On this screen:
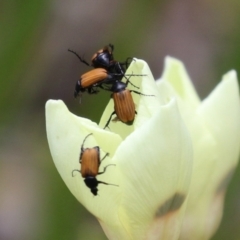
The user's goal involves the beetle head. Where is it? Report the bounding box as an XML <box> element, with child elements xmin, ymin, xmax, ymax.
<box><xmin>84</xmin><ymin>176</ymin><xmax>99</xmax><ymax>196</ymax></box>
<box><xmin>92</xmin><ymin>45</ymin><xmax>114</xmax><ymax>69</ymax></box>
<box><xmin>74</xmin><ymin>80</ymin><xmax>85</xmax><ymax>98</ymax></box>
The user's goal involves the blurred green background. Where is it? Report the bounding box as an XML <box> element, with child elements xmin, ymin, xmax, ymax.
<box><xmin>1</xmin><ymin>1</ymin><xmax>240</xmax><ymax>239</ymax></box>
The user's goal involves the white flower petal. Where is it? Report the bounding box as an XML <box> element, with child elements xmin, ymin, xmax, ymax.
<box><xmin>156</xmin><ymin>58</ymin><xmax>240</xmax><ymax>239</ymax></box>
<box><xmin>178</xmin><ymin>71</ymin><xmax>240</xmax><ymax>239</ymax></box>
<box><xmin>113</xmin><ymin>99</ymin><xmax>193</xmax><ymax>240</ymax></box>
<box><xmin>46</xmin><ymin>100</ymin><xmax>130</xmax><ymax>238</ymax></box>
<box><xmin>158</xmin><ymin>56</ymin><xmax>200</xmax><ymax>109</ymax></box>
<box><xmin>198</xmin><ymin>70</ymin><xmax>240</xmax><ymax>170</ymax></box>
<box><xmin>195</xmin><ymin>71</ymin><xmax>240</xmax><ymax>239</ymax></box>
<box><xmin>128</xmin><ymin>59</ymin><xmax>164</xmax><ymax>129</ymax></box>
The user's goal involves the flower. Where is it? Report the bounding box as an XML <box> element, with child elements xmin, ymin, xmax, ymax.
<box><xmin>46</xmin><ymin>59</ymin><xmax>193</xmax><ymax>240</ymax></box>
<box><xmin>156</xmin><ymin>57</ymin><xmax>240</xmax><ymax>240</ymax></box>
<box><xmin>46</xmin><ymin>57</ymin><xmax>240</xmax><ymax>240</ymax></box>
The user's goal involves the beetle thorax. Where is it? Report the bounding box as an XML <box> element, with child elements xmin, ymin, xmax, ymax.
<box><xmin>84</xmin><ymin>176</ymin><xmax>98</xmax><ymax>188</ymax></box>
<box><xmin>111</xmin><ymin>81</ymin><xmax>127</xmax><ymax>93</ymax></box>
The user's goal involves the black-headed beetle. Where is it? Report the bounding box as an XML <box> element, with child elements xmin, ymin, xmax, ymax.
<box><xmin>91</xmin><ymin>44</ymin><xmax>114</xmax><ymax>69</ymax></box>
<box><xmin>74</xmin><ymin>68</ymin><xmax>144</xmax><ymax>99</ymax></box>
<box><xmin>104</xmin><ymin>81</ymin><xmax>154</xmax><ymax>129</ymax></box>
<box><xmin>74</xmin><ymin>68</ymin><xmax>119</xmax><ymax>98</ymax></box>
<box><xmin>69</xmin><ymin>46</ymin><xmax>144</xmax><ymax>101</ymax></box>
<box><xmin>91</xmin><ymin>44</ymin><xmax>133</xmax><ymax>75</ymax></box>
<box><xmin>72</xmin><ymin>133</ymin><xmax>118</xmax><ymax>196</ymax></box>
<box><xmin>68</xmin><ymin>44</ymin><xmax>133</xmax><ymax>75</ymax></box>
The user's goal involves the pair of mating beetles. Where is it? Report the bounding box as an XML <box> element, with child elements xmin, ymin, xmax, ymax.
<box><xmin>68</xmin><ymin>44</ymin><xmax>152</xmax><ymax>129</ymax></box>
<box><xmin>70</xmin><ymin>44</ymin><xmax>152</xmax><ymax>195</ymax></box>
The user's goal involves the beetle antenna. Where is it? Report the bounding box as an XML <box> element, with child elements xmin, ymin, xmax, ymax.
<box><xmin>128</xmin><ymin>81</ymin><xmax>139</xmax><ymax>89</ymax></box>
<box><xmin>123</xmin><ymin>73</ymin><xmax>147</xmax><ymax>89</ymax></box>
<box><xmin>97</xmin><ymin>180</ymin><xmax>119</xmax><ymax>187</ymax></box>
<box><xmin>130</xmin><ymin>90</ymin><xmax>155</xmax><ymax>97</ymax></box>
<box><xmin>68</xmin><ymin>49</ymin><xmax>90</xmax><ymax>66</ymax></box>
<box><xmin>125</xmin><ymin>74</ymin><xmax>147</xmax><ymax>76</ymax></box>
<box><xmin>78</xmin><ymin>94</ymin><xmax>82</xmax><ymax>104</ymax></box>
<box><xmin>81</xmin><ymin>133</ymin><xmax>93</xmax><ymax>151</ymax></box>
<box><xmin>74</xmin><ymin>91</ymin><xmax>82</xmax><ymax>104</ymax></box>
<box><xmin>124</xmin><ymin>72</ymin><xmax>141</xmax><ymax>89</ymax></box>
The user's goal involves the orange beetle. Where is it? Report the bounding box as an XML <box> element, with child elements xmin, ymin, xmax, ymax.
<box><xmin>104</xmin><ymin>81</ymin><xmax>154</xmax><ymax>129</ymax></box>
<box><xmin>74</xmin><ymin>68</ymin><xmax>119</xmax><ymax>98</ymax></box>
<box><xmin>72</xmin><ymin>133</ymin><xmax>118</xmax><ymax>196</ymax></box>
<box><xmin>68</xmin><ymin>44</ymin><xmax>132</xmax><ymax>73</ymax></box>
<box><xmin>91</xmin><ymin>44</ymin><xmax>133</xmax><ymax>74</ymax></box>
<box><xmin>91</xmin><ymin>44</ymin><xmax>114</xmax><ymax>69</ymax></box>
<box><xmin>68</xmin><ymin>47</ymin><xmax>137</xmax><ymax>100</ymax></box>
<box><xmin>74</xmin><ymin>68</ymin><xmax>144</xmax><ymax>99</ymax></box>
<box><xmin>112</xmin><ymin>89</ymin><xmax>135</xmax><ymax>124</ymax></box>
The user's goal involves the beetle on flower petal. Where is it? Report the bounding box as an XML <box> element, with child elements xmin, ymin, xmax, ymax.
<box><xmin>72</xmin><ymin>133</ymin><xmax>118</xmax><ymax>196</ymax></box>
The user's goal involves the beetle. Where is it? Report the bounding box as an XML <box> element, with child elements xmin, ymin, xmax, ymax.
<box><xmin>69</xmin><ymin>45</ymin><xmax>144</xmax><ymax>100</ymax></box>
<box><xmin>91</xmin><ymin>44</ymin><xmax>133</xmax><ymax>74</ymax></box>
<box><xmin>72</xmin><ymin>133</ymin><xmax>118</xmax><ymax>196</ymax></box>
<box><xmin>74</xmin><ymin>68</ymin><xmax>144</xmax><ymax>99</ymax></box>
<box><xmin>91</xmin><ymin>44</ymin><xmax>114</xmax><ymax>69</ymax></box>
<box><xmin>74</xmin><ymin>68</ymin><xmax>114</xmax><ymax>98</ymax></box>
<box><xmin>68</xmin><ymin>44</ymin><xmax>133</xmax><ymax>74</ymax></box>
<box><xmin>104</xmin><ymin>81</ymin><xmax>154</xmax><ymax>129</ymax></box>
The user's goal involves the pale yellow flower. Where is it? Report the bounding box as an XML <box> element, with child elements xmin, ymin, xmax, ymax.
<box><xmin>157</xmin><ymin>57</ymin><xmax>240</xmax><ymax>240</ymax></box>
<box><xmin>46</xmin><ymin>59</ymin><xmax>193</xmax><ymax>240</ymax></box>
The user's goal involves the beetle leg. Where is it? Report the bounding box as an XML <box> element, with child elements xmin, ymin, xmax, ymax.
<box><xmin>98</xmin><ymin>164</ymin><xmax>116</xmax><ymax>175</ymax></box>
<box><xmin>126</xmin><ymin>57</ymin><xmax>135</xmax><ymax>65</ymax></box>
<box><xmin>112</xmin><ymin>62</ymin><xmax>126</xmax><ymax>76</ymax></box>
<box><xmin>112</xmin><ymin>116</ymin><xmax>120</xmax><ymax>122</ymax></box>
<box><xmin>88</xmin><ymin>87</ymin><xmax>99</xmax><ymax>94</ymax></box>
<box><xmin>99</xmin><ymin>84</ymin><xmax>112</xmax><ymax>91</ymax></box>
<box><xmin>120</xmin><ymin>57</ymin><xmax>134</xmax><ymax>69</ymax></box>
<box><xmin>104</xmin><ymin>111</ymin><xmax>116</xmax><ymax>129</ymax></box>
<box><xmin>130</xmin><ymin>90</ymin><xmax>155</xmax><ymax>97</ymax></box>
<box><xmin>72</xmin><ymin>169</ymin><xmax>81</xmax><ymax>177</ymax></box>
<box><xmin>68</xmin><ymin>49</ymin><xmax>90</xmax><ymax>66</ymax></box>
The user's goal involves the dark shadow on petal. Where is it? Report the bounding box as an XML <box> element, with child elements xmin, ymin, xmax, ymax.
<box><xmin>155</xmin><ymin>192</ymin><xmax>186</xmax><ymax>218</ymax></box>
<box><xmin>216</xmin><ymin>168</ymin><xmax>235</xmax><ymax>194</ymax></box>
